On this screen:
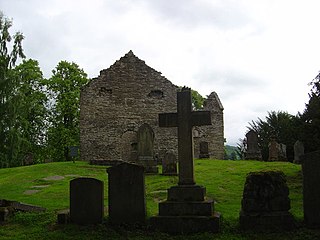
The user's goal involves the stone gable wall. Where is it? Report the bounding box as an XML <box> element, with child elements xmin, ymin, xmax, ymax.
<box><xmin>80</xmin><ymin>51</ymin><xmax>224</xmax><ymax>162</ymax></box>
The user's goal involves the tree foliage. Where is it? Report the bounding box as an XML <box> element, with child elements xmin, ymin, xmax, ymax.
<box><xmin>300</xmin><ymin>72</ymin><xmax>320</xmax><ymax>152</ymax></box>
<box><xmin>247</xmin><ymin>111</ymin><xmax>301</xmax><ymax>161</ymax></box>
<box><xmin>0</xmin><ymin>12</ymin><xmax>28</xmax><ymax>167</ymax></box>
<box><xmin>45</xmin><ymin>61</ymin><xmax>88</xmax><ymax>162</ymax></box>
<box><xmin>191</xmin><ymin>89</ymin><xmax>205</xmax><ymax>110</ymax></box>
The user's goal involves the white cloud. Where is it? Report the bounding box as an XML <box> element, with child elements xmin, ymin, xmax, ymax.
<box><xmin>2</xmin><ymin>0</ymin><xmax>319</xmax><ymax>146</ymax></box>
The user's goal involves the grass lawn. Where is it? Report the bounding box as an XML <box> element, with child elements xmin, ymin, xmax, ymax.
<box><xmin>0</xmin><ymin>159</ymin><xmax>319</xmax><ymax>239</ymax></box>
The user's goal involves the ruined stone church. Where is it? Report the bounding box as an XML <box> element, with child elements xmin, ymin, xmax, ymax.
<box><xmin>80</xmin><ymin>51</ymin><xmax>224</xmax><ymax>163</ymax></box>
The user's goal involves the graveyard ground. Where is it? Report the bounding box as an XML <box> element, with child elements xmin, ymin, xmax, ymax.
<box><xmin>0</xmin><ymin>160</ymin><xmax>320</xmax><ymax>239</ymax></box>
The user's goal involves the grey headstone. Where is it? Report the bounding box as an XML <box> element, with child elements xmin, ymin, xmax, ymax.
<box><xmin>278</xmin><ymin>143</ymin><xmax>287</xmax><ymax>161</ymax></box>
<box><xmin>245</xmin><ymin>130</ymin><xmax>262</xmax><ymax>160</ymax></box>
<box><xmin>301</xmin><ymin>150</ymin><xmax>320</xmax><ymax>228</ymax></box>
<box><xmin>137</xmin><ymin>123</ymin><xmax>154</xmax><ymax>160</ymax></box>
<box><xmin>268</xmin><ymin>138</ymin><xmax>279</xmax><ymax>161</ymax></box>
<box><xmin>70</xmin><ymin>177</ymin><xmax>104</xmax><ymax>225</ymax></box>
<box><xmin>162</xmin><ymin>152</ymin><xmax>177</xmax><ymax>175</ymax></box>
<box><xmin>107</xmin><ymin>162</ymin><xmax>146</xmax><ymax>225</ymax></box>
<box><xmin>294</xmin><ymin>140</ymin><xmax>304</xmax><ymax>164</ymax></box>
<box><xmin>136</xmin><ymin>123</ymin><xmax>158</xmax><ymax>173</ymax></box>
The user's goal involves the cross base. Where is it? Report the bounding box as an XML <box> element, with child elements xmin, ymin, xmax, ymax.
<box><xmin>150</xmin><ymin>185</ymin><xmax>221</xmax><ymax>234</ymax></box>
<box><xmin>150</xmin><ymin>214</ymin><xmax>221</xmax><ymax>234</ymax></box>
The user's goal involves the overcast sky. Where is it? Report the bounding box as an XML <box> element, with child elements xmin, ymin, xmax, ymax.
<box><xmin>2</xmin><ymin>0</ymin><xmax>319</xmax><ymax>146</ymax></box>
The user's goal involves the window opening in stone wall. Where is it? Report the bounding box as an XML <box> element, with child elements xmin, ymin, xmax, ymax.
<box><xmin>148</xmin><ymin>90</ymin><xmax>164</xmax><ymax>99</ymax></box>
<box><xmin>131</xmin><ymin>143</ymin><xmax>137</xmax><ymax>151</ymax></box>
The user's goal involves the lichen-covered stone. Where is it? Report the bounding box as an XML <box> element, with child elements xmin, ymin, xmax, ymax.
<box><xmin>240</xmin><ymin>171</ymin><xmax>295</xmax><ymax>231</ymax></box>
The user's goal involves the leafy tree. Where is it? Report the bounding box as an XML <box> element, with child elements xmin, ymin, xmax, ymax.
<box><xmin>300</xmin><ymin>72</ymin><xmax>320</xmax><ymax>152</ymax></box>
<box><xmin>46</xmin><ymin>61</ymin><xmax>88</xmax><ymax>162</ymax></box>
<box><xmin>11</xmin><ymin>59</ymin><xmax>47</xmax><ymax>164</ymax></box>
<box><xmin>0</xmin><ymin>12</ymin><xmax>26</xmax><ymax>167</ymax></box>
<box><xmin>178</xmin><ymin>87</ymin><xmax>205</xmax><ymax>110</ymax></box>
<box><xmin>247</xmin><ymin>111</ymin><xmax>301</xmax><ymax>161</ymax></box>
<box><xmin>191</xmin><ymin>89</ymin><xmax>205</xmax><ymax>110</ymax></box>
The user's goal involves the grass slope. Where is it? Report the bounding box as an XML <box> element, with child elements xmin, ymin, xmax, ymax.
<box><xmin>0</xmin><ymin>159</ymin><xmax>318</xmax><ymax>240</ymax></box>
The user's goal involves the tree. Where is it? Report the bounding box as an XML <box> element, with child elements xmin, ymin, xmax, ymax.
<box><xmin>0</xmin><ymin>12</ymin><xmax>26</xmax><ymax>167</ymax></box>
<box><xmin>11</xmin><ymin>59</ymin><xmax>47</xmax><ymax>164</ymax></box>
<box><xmin>46</xmin><ymin>61</ymin><xmax>88</xmax><ymax>162</ymax></box>
<box><xmin>300</xmin><ymin>72</ymin><xmax>320</xmax><ymax>152</ymax></box>
<box><xmin>191</xmin><ymin>89</ymin><xmax>205</xmax><ymax>110</ymax></box>
<box><xmin>247</xmin><ymin>111</ymin><xmax>301</xmax><ymax>161</ymax></box>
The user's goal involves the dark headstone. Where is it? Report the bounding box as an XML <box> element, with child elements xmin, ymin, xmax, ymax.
<box><xmin>301</xmin><ymin>150</ymin><xmax>320</xmax><ymax>228</ymax></box>
<box><xmin>199</xmin><ymin>142</ymin><xmax>209</xmax><ymax>159</ymax></box>
<box><xmin>268</xmin><ymin>138</ymin><xmax>279</xmax><ymax>161</ymax></box>
<box><xmin>137</xmin><ymin>123</ymin><xmax>158</xmax><ymax>173</ymax></box>
<box><xmin>70</xmin><ymin>177</ymin><xmax>104</xmax><ymax>225</ymax></box>
<box><xmin>107</xmin><ymin>162</ymin><xmax>146</xmax><ymax>225</ymax></box>
<box><xmin>239</xmin><ymin>171</ymin><xmax>295</xmax><ymax>231</ymax></box>
<box><xmin>294</xmin><ymin>140</ymin><xmax>304</xmax><ymax>164</ymax></box>
<box><xmin>162</xmin><ymin>152</ymin><xmax>177</xmax><ymax>175</ymax></box>
<box><xmin>245</xmin><ymin>130</ymin><xmax>262</xmax><ymax>160</ymax></box>
<box><xmin>278</xmin><ymin>143</ymin><xmax>287</xmax><ymax>161</ymax></box>
<box><xmin>151</xmin><ymin>88</ymin><xmax>220</xmax><ymax>234</ymax></box>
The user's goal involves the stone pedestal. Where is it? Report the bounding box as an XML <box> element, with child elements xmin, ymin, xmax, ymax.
<box><xmin>150</xmin><ymin>185</ymin><xmax>221</xmax><ymax>234</ymax></box>
<box><xmin>240</xmin><ymin>211</ymin><xmax>295</xmax><ymax>231</ymax></box>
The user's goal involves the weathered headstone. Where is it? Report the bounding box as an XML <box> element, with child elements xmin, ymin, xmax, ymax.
<box><xmin>301</xmin><ymin>150</ymin><xmax>320</xmax><ymax>228</ymax></box>
<box><xmin>162</xmin><ymin>152</ymin><xmax>177</xmax><ymax>175</ymax></box>
<box><xmin>278</xmin><ymin>143</ymin><xmax>287</xmax><ymax>161</ymax></box>
<box><xmin>137</xmin><ymin>123</ymin><xmax>158</xmax><ymax>173</ymax></box>
<box><xmin>70</xmin><ymin>177</ymin><xmax>104</xmax><ymax>225</ymax></box>
<box><xmin>268</xmin><ymin>137</ymin><xmax>279</xmax><ymax>161</ymax></box>
<box><xmin>239</xmin><ymin>171</ymin><xmax>295</xmax><ymax>231</ymax></box>
<box><xmin>294</xmin><ymin>140</ymin><xmax>304</xmax><ymax>164</ymax></box>
<box><xmin>199</xmin><ymin>141</ymin><xmax>210</xmax><ymax>159</ymax></box>
<box><xmin>150</xmin><ymin>88</ymin><xmax>220</xmax><ymax>234</ymax></box>
<box><xmin>245</xmin><ymin>130</ymin><xmax>262</xmax><ymax>160</ymax></box>
<box><xmin>107</xmin><ymin>162</ymin><xmax>146</xmax><ymax>225</ymax></box>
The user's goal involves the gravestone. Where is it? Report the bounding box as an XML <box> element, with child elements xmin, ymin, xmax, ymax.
<box><xmin>278</xmin><ymin>143</ymin><xmax>287</xmax><ymax>161</ymax></box>
<box><xmin>162</xmin><ymin>152</ymin><xmax>177</xmax><ymax>175</ymax></box>
<box><xmin>268</xmin><ymin>137</ymin><xmax>279</xmax><ymax>161</ymax></box>
<box><xmin>245</xmin><ymin>130</ymin><xmax>262</xmax><ymax>160</ymax></box>
<box><xmin>199</xmin><ymin>141</ymin><xmax>210</xmax><ymax>158</ymax></box>
<box><xmin>239</xmin><ymin>171</ymin><xmax>295</xmax><ymax>231</ymax></box>
<box><xmin>107</xmin><ymin>162</ymin><xmax>146</xmax><ymax>225</ymax></box>
<box><xmin>294</xmin><ymin>140</ymin><xmax>304</xmax><ymax>164</ymax></box>
<box><xmin>301</xmin><ymin>150</ymin><xmax>320</xmax><ymax>228</ymax></box>
<box><xmin>70</xmin><ymin>177</ymin><xmax>104</xmax><ymax>225</ymax></box>
<box><xmin>150</xmin><ymin>87</ymin><xmax>220</xmax><ymax>234</ymax></box>
<box><xmin>137</xmin><ymin>123</ymin><xmax>158</xmax><ymax>174</ymax></box>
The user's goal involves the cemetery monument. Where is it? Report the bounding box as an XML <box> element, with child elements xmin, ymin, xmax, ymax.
<box><xmin>150</xmin><ymin>88</ymin><xmax>221</xmax><ymax>234</ymax></box>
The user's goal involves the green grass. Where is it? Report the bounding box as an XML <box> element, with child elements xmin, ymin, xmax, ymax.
<box><xmin>0</xmin><ymin>159</ymin><xmax>319</xmax><ymax>239</ymax></box>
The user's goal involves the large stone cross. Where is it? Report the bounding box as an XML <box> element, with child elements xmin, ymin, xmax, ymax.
<box><xmin>159</xmin><ymin>88</ymin><xmax>211</xmax><ymax>185</ymax></box>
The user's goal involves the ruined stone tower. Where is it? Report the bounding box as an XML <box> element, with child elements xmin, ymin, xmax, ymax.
<box><xmin>80</xmin><ymin>51</ymin><xmax>224</xmax><ymax>163</ymax></box>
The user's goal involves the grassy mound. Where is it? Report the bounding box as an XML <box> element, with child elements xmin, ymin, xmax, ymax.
<box><xmin>0</xmin><ymin>159</ymin><xmax>316</xmax><ymax>240</ymax></box>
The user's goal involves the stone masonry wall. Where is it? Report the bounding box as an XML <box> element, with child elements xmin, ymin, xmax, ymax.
<box><xmin>193</xmin><ymin>92</ymin><xmax>224</xmax><ymax>159</ymax></box>
<box><xmin>80</xmin><ymin>51</ymin><xmax>224</xmax><ymax>162</ymax></box>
